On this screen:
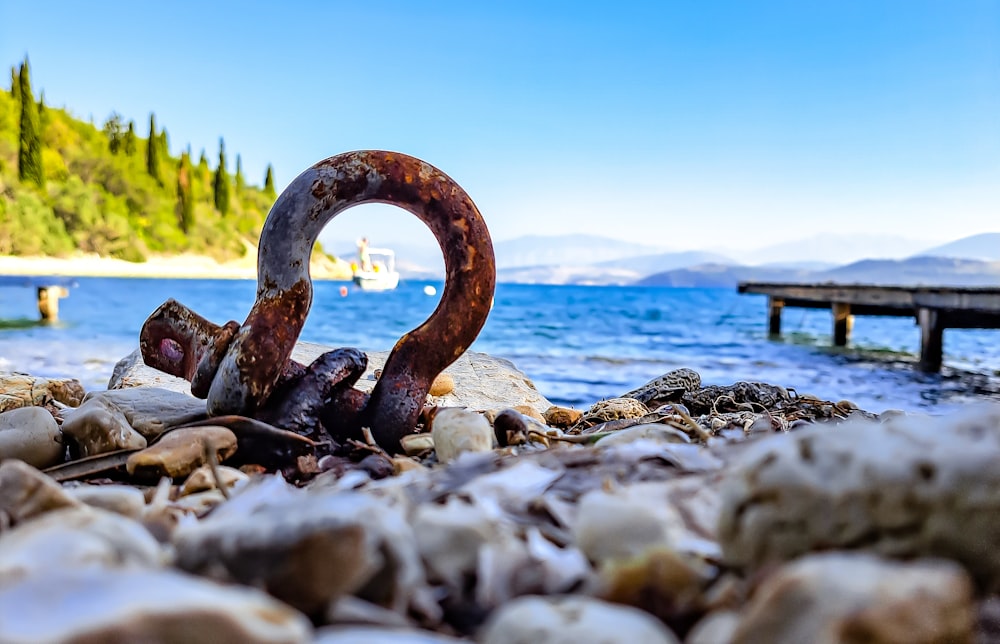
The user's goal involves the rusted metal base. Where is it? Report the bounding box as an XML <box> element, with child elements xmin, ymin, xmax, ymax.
<box><xmin>140</xmin><ymin>150</ymin><xmax>496</xmax><ymax>452</ymax></box>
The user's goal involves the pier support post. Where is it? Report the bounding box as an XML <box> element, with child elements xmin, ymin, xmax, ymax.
<box><xmin>918</xmin><ymin>307</ymin><xmax>943</xmax><ymax>372</ymax></box>
<box><xmin>768</xmin><ymin>297</ymin><xmax>784</xmax><ymax>336</ymax></box>
<box><xmin>832</xmin><ymin>302</ymin><xmax>853</xmax><ymax>346</ymax></box>
<box><xmin>37</xmin><ymin>286</ymin><xmax>68</xmax><ymax>323</ymax></box>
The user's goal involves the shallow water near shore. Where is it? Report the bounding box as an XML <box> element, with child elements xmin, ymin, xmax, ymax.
<box><xmin>0</xmin><ymin>277</ymin><xmax>998</xmax><ymax>413</ymax></box>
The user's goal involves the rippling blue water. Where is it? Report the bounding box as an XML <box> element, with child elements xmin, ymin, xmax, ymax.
<box><xmin>1</xmin><ymin>277</ymin><xmax>998</xmax><ymax>413</ymax></box>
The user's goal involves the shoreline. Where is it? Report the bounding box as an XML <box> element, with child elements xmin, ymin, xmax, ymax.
<box><xmin>0</xmin><ymin>251</ymin><xmax>353</xmax><ymax>281</ymax></box>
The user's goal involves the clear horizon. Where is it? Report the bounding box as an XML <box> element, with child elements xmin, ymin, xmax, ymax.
<box><xmin>2</xmin><ymin>1</ymin><xmax>997</xmax><ymax>258</ymax></box>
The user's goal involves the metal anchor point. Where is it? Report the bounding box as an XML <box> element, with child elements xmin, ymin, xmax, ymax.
<box><xmin>140</xmin><ymin>150</ymin><xmax>496</xmax><ymax>452</ymax></box>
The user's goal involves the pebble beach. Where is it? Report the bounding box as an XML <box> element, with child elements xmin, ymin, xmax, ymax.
<box><xmin>1</xmin><ymin>326</ymin><xmax>1000</xmax><ymax>642</ymax></box>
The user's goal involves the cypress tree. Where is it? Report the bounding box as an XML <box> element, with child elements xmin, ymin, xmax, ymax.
<box><xmin>146</xmin><ymin>113</ymin><xmax>161</xmax><ymax>184</ymax></box>
<box><xmin>176</xmin><ymin>152</ymin><xmax>195</xmax><ymax>233</ymax></box>
<box><xmin>9</xmin><ymin>66</ymin><xmax>19</xmax><ymax>103</ymax></box>
<box><xmin>103</xmin><ymin>112</ymin><xmax>124</xmax><ymax>154</ymax></box>
<box><xmin>17</xmin><ymin>58</ymin><xmax>44</xmax><ymax>187</ymax></box>
<box><xmin>197</xmin><ymin>151</ymin><xmax>210</xmax><ymax>196</ymax></box>
<box><xmin>235</xmin><ymin>154</ymin><xmax>244</xmax><ymax>196</ymax></box>
<box><xmin>159</xmin><ymin>129</ymin><xmax>169</xmax><ymax>158</ymax></box>
<box><xmin>264</xmin><ymin>164</ymin><xmax>276</xmax><ymax>198</ymax></box>
<box><xmin>213</xmin><ymin>138</ymin><xmax>230</xmax><ymax>216</ymax></box>
<box><xmin>37</xmin><ymin>92</ymin><xmax>48</xmax><ymax>131</ymax></box>
<box><xmin>123</xmin><ymin>120</ymin><xmax>137</xmax><ymax>156</ymax></box>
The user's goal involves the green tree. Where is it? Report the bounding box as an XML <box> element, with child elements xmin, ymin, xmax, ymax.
<box><xmin>264</xmin><ymin>164</ymin><xmax>276</xmax><ymax>198</ymax></box>
<box><xmin>17</xmin><ymin>57</ymin><xmax>44</xmax><ymax>187</ymax></box>
<box><xmin>194</xmin><ymin>150</ymin><xmax>210</xmax><ymax>199</ymax></box>
<box><xmin>235</xmin><ymin>154</ymin><xmax>244</xmax><ymax>195</ymax></box>
<box><xmin>103</xmin><ymin>112</ymin><xmax>125</xmax><ymax>154</ymax></box>
<box><xmin>123</xmin><ymin>120</ymin><xmax>137</xmax><ymax>156</ymax></box>
<box><xmin>146</xmin><ymin>113</ymin><xmax>161</xmax><ymax>184</ymax></box>
<box><xmin>37</xmin><ymin>92</ymin><xmax>49</xmax><ymax>130</ymax></box>
<box><xmin>176</xmin><ymin>151</ymin><xmax>195</xmax><ymax>233</ymax></box>
<box><xmin>213</xmin><ymin>138</ymin><xmax>229</xmax><ymax>215</ymax></box>
<box><xmin>9</xmin><ymin>66</ymin><xmax>19</xmax><ymax>103</ymax></box>
<box><xmin>158</xmin><ymin>128</ymin><xmax>169</xmax><ymax>158</ymax></box>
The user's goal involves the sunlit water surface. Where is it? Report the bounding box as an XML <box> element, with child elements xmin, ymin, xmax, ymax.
<box><xmin>1</xmin><ymin>278</ymin><xmax>998</xmax><ymax>413</ymax></box>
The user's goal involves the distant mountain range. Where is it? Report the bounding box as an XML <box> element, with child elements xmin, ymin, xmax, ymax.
<box><xmin>915</xmin><ymin>233</ymin><xmax>1000</xmax><ymax>262</ymax></box>
<box><xmin>722</xmin><ymin>233</ymin><xmax>936</xmax><ymax>266</ymax></box>
<box><xmin>329</xmin><ymin>232</ymin><xmax>1000</xmax><ymax>287</ymax></box>
<box><xmin>638</xmin><ymin>256</ymin><xmax>1000</xmax><ymax>288</ymax></box>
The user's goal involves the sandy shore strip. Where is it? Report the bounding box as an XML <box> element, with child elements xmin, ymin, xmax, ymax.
<box><xmin>0</xmin><ymin>251</ymin><xmax>353</xmax><ymax>281</ymax></box>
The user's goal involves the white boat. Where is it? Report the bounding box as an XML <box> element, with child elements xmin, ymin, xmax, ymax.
<box><xmin>352</xmin><ymin>246</ymin><xmax>400</xmax><ymax>291</ymax></box>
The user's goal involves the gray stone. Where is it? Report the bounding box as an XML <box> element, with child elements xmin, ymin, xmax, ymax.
<box><xmin>430</xmin><ymin>408</ymin><xmax>494</xmax><ymax>464</ymax></box>
<box><xmin>60</xmin><ymin>387</ymin><xmax>210</xmax><ymax>457</ymax></box>
<box><xmin>180</xmin><ymin>464</ymin><xmax>249</xmax><ymax>496</ymax></box>
<box><xmin>478</xmin><ymin>595</ymin><xmax>680</xmax><ymax>644</ymax></box>
<box><xmin>412</xmin><ymin>496</ymin><xmax>507</xmax><ymax>589</ymax></box>
<box><xmin>686</xmin><ymin>610</ymin><xmax>741</xmax><ymax>644</ymax></box>
<box><xmin>110</xmin><ymin>341</ymin><xmax>553</xmax><ymax>414</ymax></box>
<box><xmin>0</xmin><ymin>459</ymin><xmax>81</xmax><ymax>525</ymax></box>
<box><xmin>314</xmin><ymin>626</ymin><xmax>463</xmax><ymax>643</ymax></box>
<box><xmin>65</xmin><ymin>484</ymin><xmax>147</xmax><ymax>519</ymax></box>
<box><xmin>731</xmin><ymin>553</ymin><xmax>975</xmax><ymax>644</ymax></box>
<box><xmin>594</xmin><ymin>422</ymin><xmax>691</xmax><ymax>447</ymax></box>
<box><xmin>60</xmin><ymin>396</ymin><xmax>147</xmax><ymax>457</ymax></box>
<box><xmin>574</xmin><ymin>477</ymin><xmax>722</xmax><ymax>564</ymax></box>
<box><xmin>0</xmin><ymin>568</ymin><xmax>312</xmax><ymax>644</ymax></box>
<box><xmin>75</xmin><ymin>387</ymin><xmax>208</xmax><ymax>438</ymax></box>
<box><xmin>716</xmin><ymin>404</ymin><xmax>1000</xmax><ymax>588</ymax></box>
<box><xmin>0</xmin><ymin>406</ymin><xmax>64</xmax><ymax>468</ymax></box>
<box><xmin>126</xmin><ymin>425</ymin><xmax>237</xmax><ymax>479</ymax></box>
<box><xmin>173</xmin><ymin>477</ymin><xmax>436</xmax><ymax>619</ymax></box>
<box><xmin>0</xmin><ymin>507</ymin><xmax>162</xmax><ymax>582</ymax></box>
<box><xmin>0</xmin><ymin>372</ymin><xmax>85</xmax><ymax>413</ymax></box>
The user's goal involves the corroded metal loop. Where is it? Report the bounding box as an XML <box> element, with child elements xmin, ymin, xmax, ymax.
<box><xmin>207</xmin><ymin>150</ymin><xmax>496</xmax><ymax>449</ymax></box>
<box><xmin>139</xmin><ymin>299</ymin><xmax>241</xmax><ymax>391</ymax></box>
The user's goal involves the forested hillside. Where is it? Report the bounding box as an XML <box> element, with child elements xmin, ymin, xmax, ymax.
<box><xmin>0</xmin><ymin>56</ymin><xmax>282</xmax><ymax>262</ymax></box>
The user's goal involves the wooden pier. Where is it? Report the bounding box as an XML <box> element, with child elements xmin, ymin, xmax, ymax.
<box><xmin>0</xmin><ymin>276</ymin><xmax>75</xmax><ymax>322</ymax></box>
<box><xmin>737</xmin><ymin>282</ymin><xmax>1000</xmax><ymax>372</ymax></box>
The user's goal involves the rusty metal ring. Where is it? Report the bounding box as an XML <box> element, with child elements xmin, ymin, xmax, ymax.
<box><xmin>208</xmin><ymin>150</ymin><xmax>496</xmax><ymax>448</ymax></box>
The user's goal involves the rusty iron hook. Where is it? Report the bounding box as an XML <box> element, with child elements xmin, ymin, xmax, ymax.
<box><xmin>141</xmin><ymin>150</ymin><xmax>495</xmax><ymax>451</ymax></box>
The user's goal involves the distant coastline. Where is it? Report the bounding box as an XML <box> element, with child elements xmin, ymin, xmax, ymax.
<box><xmin>0</xmin><ymin>251</ymin><xmax>353</xmax><ymax>281</ymax></box>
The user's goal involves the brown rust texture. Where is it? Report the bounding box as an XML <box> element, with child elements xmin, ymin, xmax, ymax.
<box><xmin>232</xmin><ymin>278</ymin><xmax>313</xmax><ymax>410</ymax></box>
<box><xmin>190</xmin><ymin>320</ymin><xmax>241</xmax><ymax>399</ymax></box>
<box><xmin>140</xmin><ymin>299</ymin><xmax>227</xmax><ymax>382</ymax></box>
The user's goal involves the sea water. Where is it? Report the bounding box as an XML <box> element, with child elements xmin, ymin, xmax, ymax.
<box><xmin>1</xmin><ymin>277</ymin><xmax>998</xmax><ymax>413</ymax></box>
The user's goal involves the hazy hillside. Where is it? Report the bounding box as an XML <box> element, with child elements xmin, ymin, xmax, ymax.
<box><xmin>729</xmin><ymin>233</ymin><xmax>935</xmax><ymax>266</ymax></box>
<box><xmin>593</xmin><ymin>250</ymin><xmax>735</xmax><ymax>273</ymax></box>
<box><xmin>492</xmin><ymin>234</ymin><xmax>668</xmax><ymax>269</ymax></box>
<box><xmin>496</xmin><ymin>264</ymin><xmax>642</xmax><ymax>286</ymax></box>
<box><xmin>915</xmin><ymin>233</ymin><xmax>1000</xmax><ymax>262</ymax></box>
<box><xmin>636</xmin><ymin>263</ymin><xmax>814</xmax><ymax>288</ymax></box>
<box><xmin>637</xmin><ymin>256</ymin><xmax>1000</xmax><ymax>289</ymax></box>
<box><xmin>818</xmin><ymin>256</ymin><xmax>1000</xmax><ymax>286</ymax></box>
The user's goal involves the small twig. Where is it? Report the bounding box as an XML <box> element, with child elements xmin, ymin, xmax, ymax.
<box><xmin>547</xmin><ymin>431</ymin><xmax>615</xmax><ymax>444</ymax></box>
<box><xmin>672</xmin><ymin>405</ymin><xmax>712</xmax><ymax>442</ymax></box>
<box><xmin>203</xmin><ymin>439</ymin><xmax>230</xmax><ymax>500</ymax></box>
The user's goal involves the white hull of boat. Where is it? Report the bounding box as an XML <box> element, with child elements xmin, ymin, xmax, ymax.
<box><xmin>352</xmin><ymin>271</ymin><xmax>400</xmax><ymax>291</ymax></box>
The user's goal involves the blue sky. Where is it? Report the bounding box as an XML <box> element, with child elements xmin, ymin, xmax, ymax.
<box><xmin>1</xmin><ymin>1</ymin><xmax>997</xmax><ymax>258</ymax></box>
